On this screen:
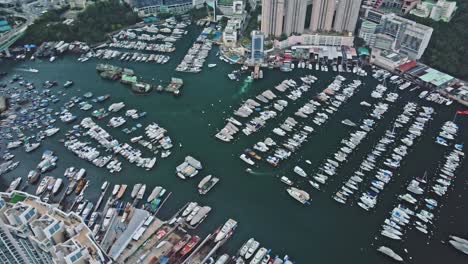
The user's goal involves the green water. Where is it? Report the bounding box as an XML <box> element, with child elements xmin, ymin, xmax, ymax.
<box><xmin>1</xmin><ymin>27</ymin><xmax>468</xmax><ymax>264</ymax></box>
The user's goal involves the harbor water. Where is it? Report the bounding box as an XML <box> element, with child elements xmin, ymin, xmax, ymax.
<box><xmin>1</xmin><ymin>27</ymin><xmax>468</xmax><ymax>264</ymax></box>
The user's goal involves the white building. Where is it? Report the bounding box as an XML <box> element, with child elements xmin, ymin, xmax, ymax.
<box><xmin>430</xmin><ymin>0</ymin><xmax>457</xmax><ymax>22</ymax></box>
<box><xmin>410</xmin><ymin>0</ymin><xmax>457</xmax><ymax>22</ymax></box>
<box><xmin>0</xmin><ymin>191</ymin><xmax>108</xmax><ymax>264</ymax></box>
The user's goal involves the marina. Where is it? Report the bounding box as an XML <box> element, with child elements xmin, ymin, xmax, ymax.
<box><xmin>0</xmin><ymin>22</ymin><xmax>467</xmax><ymax>264</ymax></box>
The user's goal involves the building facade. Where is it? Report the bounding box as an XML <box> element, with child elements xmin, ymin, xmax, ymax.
<box><xmin>333</xmin><ymin>0</ymin><xmax>363</xmax><ymax>33</ymax></box>
<box><xmin>260</xmin><ymin>0</ymin><xmax>285</xmax><ymax>37</ymax></box>
<box><xmin>309</xmin><ymin>0</ymin><xmax>336</xmax><ymax>32</ymax></box>
<box><xmin>283</xmin><ymin>0</ymin><xmax>308</xmax><ymax>35</ymax></box>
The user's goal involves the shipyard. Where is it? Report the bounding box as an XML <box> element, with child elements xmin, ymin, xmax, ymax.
<box><xmin>0</xmin><ymin>0</ymin><xmax>468</xmax><ymax>263</ymax></box>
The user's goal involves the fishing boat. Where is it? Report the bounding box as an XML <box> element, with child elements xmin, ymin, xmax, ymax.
<box><xmin>117</xmin><ymin>184</ymin><xmax>127</xmax><ymax>199</ymax></box>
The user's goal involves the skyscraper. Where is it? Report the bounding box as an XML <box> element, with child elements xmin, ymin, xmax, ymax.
<box><xmin>283</xmin><ymin>0</ymin><xmax>308</xmax><ymax>35</ymax></box>
<box><xmin>261</xmin><ymin>0</ymin><xmax>285</xmax><ymax>37</ymax></box>
<box><xmin>334</xmin><ymin>0</ymin><xmax>363</xmax><ymax>33</ymax></box>
<box><xmin>309</xmin><ymin>0</ymin><xmax>336</xmax><ymax>32</ymax></box>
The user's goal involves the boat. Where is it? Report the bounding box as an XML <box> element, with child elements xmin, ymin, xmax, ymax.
<box><xmin>198</xmin><ymin>175</ymin><xmax>219</xmax><ymax>195</ymax></box>
<box><xmin>377</xmin><ymin>246</ymin><xmax>403</xmax><ymax>262</ymax></box>
<box><xmin>64</xmin><ymin>80</ymin><xmax>74</xmax><ymax>88</ymax></box>
<box><xmin>189</xmin><ymin>206</ymin><xmax>212</xmax><ymax>226</ymax></box>
<box><xmin>52</xmin><ymin>178</ymin><xmax>63</xmax><ymax>194</ymax></box>
<box><xmin>28</xmin><ymin>170</ymin><xmax>40</xmax><ymax>184</ymax></box>
<box><xmin>36</xmin><ymin>176</ymin><xmax>50</xmax><ymax>195</ymax></box>
<box><xmin>182</xmin><ymin>202</ymin><xmax>198</xmax><ymax>217</ymax></box>
<box><xmin>47</xmin><ymin>178</ymin><xmax>56</xmax><ymax>192</ymax></box>
<box><xmin>66</xmin><ymin>181</ymin><xmax>76</xmax><ymax>195</ymax></box>
<box><xmin>240</xmin><ymin>238</ymin><xmax>255</xmax><ymax>257</ymax></box>
<box><xmin>136</xmin><ymin>184</ymin><xmax>146</xmax><ymax>200</ymax></box>
<box><xmin>342</xmin><ymin>119</ymin><xmax>357</xmax><ymax>127</ymax></box>
<box><xmin>208</xmin><ymin>64</ymin><xmax>217</xmax><ymax>68</ymax></box>
<box><xmin>112</xmin><ymin>185</ymin><xmax>120</xmax><ymax>196</ymax></box>
<box><xmin>44</xmin><ymin>127</ymin><xmax>60</xmax><ymax>137</ymax></box>
<box><xmin>293</xmin><ymin>166</ymin><xmax>307</xmax><ymax>177</ymax></box>
<box><xmin>280</xmin><ymin>176</ymin><xmax>293</xmax><ymax>185</ymax></box>
<box><xmin>75</xmin><ymin>178</ymin><xmax>86</xmax><ymax>194</ymax></box>
<box><xmin>131</xmin><ymin>184</ymin><xmax>142</xmax><ymax>198</ymax></box>
<box><xmin>250</xmin><ymin>247</ymin><xmax>268</xmax><ymax>264</ymax></box>
<box><xmin>25</xmin><ymin>142</ymin><xmax>40</xmax><ymax>153</ymax></box>
<box><xmin>449</xmin><ymin>240</ymin><xmax>468</xmax><ymax>255</ymax></box>
<box><xmin>245</xmin><ymin>240</ymin><xmax>260</xmax><ymax>259</ymax></box>
<box><xmin>81</xmin><ymin>202</ymin><xmax>94</xmax><ymax>220</ymax></box>
<box><xmin>240</xmin><ymin>154</ymin><xmax>255</xmax><ymax>165</ymax></box>
<box><xmin>147</xmin><ymin>186</ymin><xmax>163</xmax><ymax>202</ymax></box>
<box><xmin>214</xmin><ymin>218</ymin><xmax>237</xmax><ymax>242</ymax></box>
<box><xmin>7</xmin><ymin>177</ymin><xmax>22</xmax><ymax>191</ymax></box>
<box><xmin>101</xmin><ymin>181</ymin><xmax>109</xmax><ymax>191</ymax></box>
<box><xmin>172</xmin><ymin>234</ymin><xmax>192</xmax><ymax>254</ymax></box>
<box><xmin>6</xmin><ymin>141</ymin><xmax>22</xmax><ymax>149</ymax></box>
<box><xmin>287</xmin><ymin>187</ymin><xmax>310</xmax><ymax>204</ymax></box>
<box><xmin>180</xmin><ymin>236</ymin><xmax>200</xmax><ymax>256</ymax></box>
<box><xmin>117</xmin><ymin>184</ymin><xmax>127</xmax><ymax>199</ymax></box>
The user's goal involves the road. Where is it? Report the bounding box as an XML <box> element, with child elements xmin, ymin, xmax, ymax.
<box><xmin>0</xmin><ymin>0</ymin><xmax>50</xmax><ymax>52</ymax></box>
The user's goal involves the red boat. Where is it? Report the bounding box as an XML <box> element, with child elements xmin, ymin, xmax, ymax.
<box><xmin>155</xmin><ymin>228</ymin><xmax>167</xmax><ymax>240</ymax></box>
<box><xmin>172</xmin><ymin>234</ymin><xmax>191</xmax><ymax>254</ymax></box>
<box><xmin>180</xmin><ymin>235</ymin><xmax>200</xmax><ymax>256</ymax></box>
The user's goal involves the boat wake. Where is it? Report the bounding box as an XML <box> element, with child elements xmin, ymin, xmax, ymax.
<box><xmin>16</xmin><ymin>68</ymin><xmax>39</xmax><ymax>73</ymax></box>
<box><xmin>245</xmin><ymin>168</ymin><xmax>270</xmax><ymax>175</ymax></box>
<box><xmin>234</xmin><ymin>76</ymin><xmax>253</xmax><ymax>97</ymax></box>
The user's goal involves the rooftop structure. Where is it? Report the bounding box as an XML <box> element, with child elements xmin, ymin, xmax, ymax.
<box><xmin>0</xmin><ymin>191</ymin><xmax>108</xmax><ymax>264</ymax></box>
<box><xmin>251</xmin><ymin>30</ymin><xmax>264</xmax><ymax>64</ymax></box>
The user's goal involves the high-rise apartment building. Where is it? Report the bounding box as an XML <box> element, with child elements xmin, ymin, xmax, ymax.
<box><xmin>261</xmin><ymin>0</ymin><xmax>285</xmax><ymax>37</ymax></box>
<box><xmin>0</xmin><ymin>191</ymin><xmax>108</xmax><ymax>264</ymax></box>
<box><xmin>283</xmin><ymin>0</ymin><xmax>308</xmax><ymax>35</ymax></box>
<box><xmin>334</xmin><ymin>0</ymin><xmax>363</xmax><ymax>33</ymax></box>
<box><xmin>309</xmin><ymin>0</ymin><xmax>336</xmax><ymax>32</ymax></box>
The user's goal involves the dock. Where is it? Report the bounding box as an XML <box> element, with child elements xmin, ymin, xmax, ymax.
<box><xmin>94</xmin><ymin>184</ymin><xmax>109</xmax><ymax>212</ymax></box>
